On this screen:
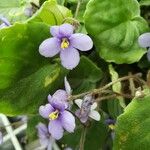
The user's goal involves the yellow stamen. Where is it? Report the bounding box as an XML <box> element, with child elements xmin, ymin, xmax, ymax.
<box><xmin>49</xmin><ymin>110</ymin><xmax>59</xmax><ymax>120</ymax></box>
<box><xmin>61</xmin><ymin>38</ymin><xmax>69</xmax><ymax>49</ymax></box>
<box><xmin>109</xmin><ymin>124</ymin><xmax>115</xmax><ymax>130</ymax></box>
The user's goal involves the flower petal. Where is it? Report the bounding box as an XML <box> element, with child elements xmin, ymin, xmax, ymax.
<box><xmin>89</xmin><ymin>110</ymin><xmax>101</xmax><ymax>121</ymax></box>
<box><xmin>49</xmin><ymin>90</ymin><xmax>68</xmax><ymax>109</ymax></box>
<box><xmin>70</xmin><ymin>33</ymin><xmax>93</xmax><ymax>51</ymax></box>
<box><xmin>39</xmin><ymin>104</ymin><xmax>54</xmax><ymax>118</ymax></box>
<box><xmin>47</xmin><ymin>94</ymin><xmax>52</xmax><ymax>102</ymax></box>
<box><xmin>61</xmin><ymin>110</ymin><xmax>75</xmax><ymax>132</ymax></box>
<box><xmin>91</xmin><ymin>102</ymin><xmax>97</xmax><ymax>110</ymax></box>
<box><xmin>138</xmin><ymin>32</ymin><xmax>150</xmax><ymax>48</ymax></box>
<box><xmin>74</xmin><ymin>99</ymin><xmax>82</xmax><ymax>108</ymax></box>
<box><xmin>53</xmin><ymin>89</ymin><xmax>68</xmax><ymax>101</ymax></box>
<box><xmin>50</xmin><ymin>24</ymin><xmax>74</xmax><ymax>38</ymax></box>
<box><xmin>60</xmin><ymin>47</ymin><xmax>80</xmax><ymax>70</ymax></box>
<box><xmin>51</xmin><ymin>98</ymin><xmax>67</xmax><ymax>110</ymax></box>
<box><xmin>39</xmin><ymin>37</ymin><xmax>61</xmax><ymax>57</ymax></box>
<box><xmin>64</xmin><ymin>77</ymin><xmax>72</xmax><ymax>95</ymax></box>
<box><xmin>147</xmin><ymin>48</ymin><xmax>150</xmax><ymax>61</ymax></box>
<box><xmin>48</xmin><ymin>120</ymin><xmax>64</xmax><ymax>140</ymax></box>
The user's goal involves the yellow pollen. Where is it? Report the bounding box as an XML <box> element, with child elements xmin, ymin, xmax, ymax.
<box><xmin>61</xmin><ymin>38</ymin><xmax>69</xmax><ymax>49</ymax></box>
<box><xmin>49</xmin><ymin>110</ymin><xmax>59</xmax><ymax>120</ymax></box>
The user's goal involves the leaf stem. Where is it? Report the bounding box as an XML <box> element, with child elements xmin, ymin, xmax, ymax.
<box><xmin>74</xmin><ymin>0</ymin><xmax>82</xmax><ymax>19</ymax></box>
<box><xmin>79</xmin><ymin>126</ymin><xmax>87</xmax><ymax>150</ymax></box>
<box><xmin>69</xmin><ymin>73</ymin><xmax>144</xmax><ymax>101</ymax></box>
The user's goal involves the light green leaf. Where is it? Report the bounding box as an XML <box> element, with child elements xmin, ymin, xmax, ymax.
<box><xmin>0</xmin><ymin>0</ymin><xmax>32</xmax><ymax>23</ymax></box>
<box><xmin>113</xmin><ymin>94</ymin><xmax>150</xmax><ymax>149</ymax></box>
<box><xmin>84</xmin><ymin>0</ymin><xmax>149</xmax><ymax>64</ymax></box>
<box><xmin>68</xmin><ymin>56</ymin><xmax>103</xmax><ymax>94</ymax></box>
<box><xmin>0</xmin><ymin>64</ymin><xmax>67</xmax><ymax>115</ymax></box>
<box><xmin>109</xmin><ymin>64</ymin><xmax>126</xmax><ymax>108</ymax></box>
<box><xmin>29</xmin><ymin>0</ymin><xmax>72</xmax><ymax>25</ymax></box>
<box><xmin>140</xmin><ymin>0</ymin><xmax>150</xmax><ymax>6</ymax></box>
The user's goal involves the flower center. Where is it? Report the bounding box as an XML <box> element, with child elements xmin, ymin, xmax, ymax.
<box><xmin>61</xmin><ymin>38</ymin><xmax>69</xmax><ymax>49</ymax></box>
<box><xmin>49</xmin><ymin>110</ymin><xmax>59</xmax><ymax>120</ymax></box>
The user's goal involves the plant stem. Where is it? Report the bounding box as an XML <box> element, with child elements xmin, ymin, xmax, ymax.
<box><xmin>129</xmin><ymin>72</ymin><xmax>136</xmax><ymax>96</ymax></box>
<box><xmin>74</xmin><ymin>0</ymin><xmax>82</xmax><ymax>19</ymax></box>
<box><xmin>69</xmin><ymin>73</ymin><xmax>144</xmax><ymax>101</ymax></box>
<box><xmin>79</xmin><ymin>127</ymin><xmax>87</xmax><ymax>150</ymax></box>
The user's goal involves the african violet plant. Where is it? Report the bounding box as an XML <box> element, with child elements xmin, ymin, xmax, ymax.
<box><xmin>0</xmin><ymin>0</ymin><xmax>150</xmax><ymax>149</ymax></box>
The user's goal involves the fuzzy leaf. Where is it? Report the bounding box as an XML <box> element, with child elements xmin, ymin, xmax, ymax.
<box><xmin>84</xmin><ymin>0</ymin><xmax>149</xmax><ymax>64</ymax></box>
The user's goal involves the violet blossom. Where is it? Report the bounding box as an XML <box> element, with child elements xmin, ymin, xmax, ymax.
<box><xmin>75</xmin><ymin>95</ymin><xmax>100</xmax><ymax>123</ymax></box>
<box><xmin>36</xmin><ymin>123</ymin><xmax>54</xmax><ymax>150</ymax></box>
<box><xmin>39</xmin><ymin>90</ymin><xmax>75</xmax><ymax>140</ymax></box>
<box><xmin>39</xmin><ymin>23</ymin><xmax>93</xmax><ymax>70</ymax></box>
<box><xmin>138</xmin><ymin>32</ymin><xmax>150</xmax><ymax>61</ymax></box>
<box><xmin>0</xmin><ymin>16</ymin><xmax>10</xmax><ymax>29</ymax></box>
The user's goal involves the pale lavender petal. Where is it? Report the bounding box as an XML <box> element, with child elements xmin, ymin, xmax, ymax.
<box><xmin>64</xmin><ymin>77</ymin><xmax>72</xmax><ymax>95</ymax></box>
<box><xmin>89</xmin><ymin>110</ymin><xmax>100</xmax><ymax>121</ymax></box>
<box><xmin>91</xmin><ymin>102</ymin><xmax>97</xmax><ymax>110</ymax></box>
<box><xmin>0</xmin><ymin>23</ymin><xmax>7</xmax><ymax>29</ymax></box>
<box><xmin>138</xmin><ymin>33</ymin><xmax>150</xmax><ymax>48</ymax></box>
<box><xmin>50</xmin><ymin>26</ymin><xmax>59</xmax><ymax>37</ymax></box>
<box><xmin>36</xmin><ymin>123</ymin><xmax>49</xmax><ymax>147</ymax></box>
<box><xmin>61</xmin><ymin>110</ymin><xmax>75</xmax><ymax>132</ymax></box>
<box><xmin>70</xmin><ymin>33</ymin><xmax>93</xmax><ymax>51</ymax></box>
<box><xmin>48</xmin><ymin>120</ymin><xmax>64</xmax><ymax>140</ymax></box>
<box><xmin>74</xmin><ymin>99</ymin><xmax>82</xmax><ymax>108</ymax></box>
<box><xmin>39</xmin><ymin>104</ymin><xmax>54</xmax><ymax>118</ymax></box>
<box><xmin>50</xmin><ymin>98</ymin><xmax>67</xmax><ymax>110</ymax></box>
<box><xmin>75</xmin><ymin>109</ymin><xmax>89</xmax><ymax>123</ymax></box>
<box><xmin>53</xmin><ymin>90</ymin><xmax>68</xmax><ymax>101</ymax></box>
<box><xmin>39</xmin><ymin>37</ymin><xmax>61</xmax><ymax>57</ymax></box>
<box><xmin>147</xmin><ymin>48</ymin><xmax>150</xmax><ymax>61</ymax></box>
<box><xmin>47</xmin><ymin>94</ymin><xmax>52</xmax><ymax>103</ymax></box>
<box><xmin>0</xmin><ymin>131</ymin><xmax>2</xmax><ymax>144</ymax></box>
<box><xmin>60</xmin><ymin>47</ymin><xmax>80</xmax><ymax>70</ymax></box>
<box><xmin>0</xmin><ymin>17</ymin><xmax>10</xmax><ymax>26</ymax></box>
<box><xmin>50</xmin><ymin>24</ymin><xmax>74</xmax><ymax>38</ymax></box>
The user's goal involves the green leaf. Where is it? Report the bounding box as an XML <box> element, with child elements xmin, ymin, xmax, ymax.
<box><xmin>29</xmin><ymin>0</ymin><xmax>72</xmax><ymax>25</ymax></box>
<box><xmin>0</xmin><ymin>0</ymin><xmax>31</xmax><ymax>23</ymax></box>
<box><xmin>113</xmin><ymin>94</ymin><xmax>150</xmax><ymax>149</ymax></box>
<box><xmin>109</xmin><ymin>64</ymin><xmax>126</xmax><ymax>108</ymax></box>
<box><xmin>140</xmin><ymin>0</ymin><xmax>150</xmax><ymax>6</ymax></box>
<box><xmin>0</xmin><ymin>64</ymin><xmax>67</xmax><ymax>115</ymax></box>
<box><xmin>0</xmin><ymin>22</ymin><xmax>50</xmax><ymax>90</ymax></box>
<box><xmin>84</xmin><ymin>0</ymin><xmax>149</xmax><ymax>64</ymax></box>
<box><xmin>68</xmin><ymin>56</ymin><xmax>103</xmax><ymax>94</ymax></box>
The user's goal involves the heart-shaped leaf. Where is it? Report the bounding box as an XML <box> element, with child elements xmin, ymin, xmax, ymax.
<box><xmin>84</xmin><ymin>0</ymin><xmax>149</xmax><ymax>64</ymax></box>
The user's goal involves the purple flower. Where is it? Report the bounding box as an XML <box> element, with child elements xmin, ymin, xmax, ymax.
<box><xmin>138</xmin><ymin>33</ymin><xmax>150</xmax><ymax>48</ymax></box>
<box><xmin>75</xmin><ymin>95</ymin><xmax>100</xmax><ymax>123</ymax></box>
<box><xmin>39</xmin><ymin>90</ymin><xmax>75</xmax><ymax>140</ymax></box>
<box><xmin>24</xmin><ymin>7</ymin><xmax>33</xmax><ymax>17</ymax></box>
<box><xmin>0</xmin><ymin>16</ymin><xmax>10</xmax><ymax>29</ymax></box>
<box><xmin>138</xmin><ymin>32</ymin><xmax>150</xmax><ymax>61</ymax></box>
<box><xmin>36</xmin><ymin>123</ymin><xmax>54</xmax><ymax>150</ymax></box>
<box><xmin>39</xmin><ymin>23</ymin><xmax>93</xmax><ymax>70</ymax></box>
<box><xmin>105</xmin><ymin>119</ymin><xmax>115</xmax><ymax>130</ymax></box>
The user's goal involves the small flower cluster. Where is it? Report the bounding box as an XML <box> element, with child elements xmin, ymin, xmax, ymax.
<box><xmin>38</xmin><ymin>77</ymin><xmax>100</xmax><ymax>149</ymax></box>
<box><xmin>138</xmin><ymin>32</ymin><xmax>150</xmax><ymax>61</ymax></box>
